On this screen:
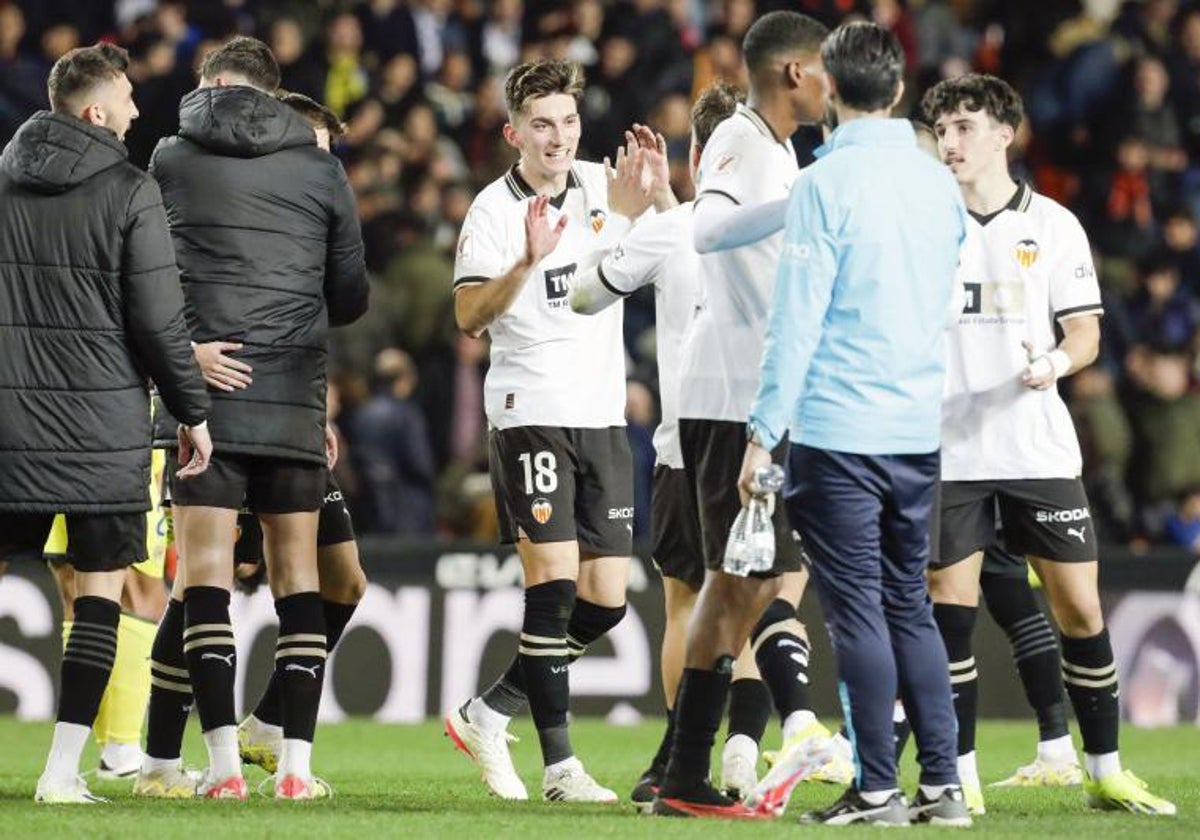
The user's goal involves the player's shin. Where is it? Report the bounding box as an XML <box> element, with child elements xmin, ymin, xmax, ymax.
<box><xmin>518</xmin><ymin>579</ymin><xmax>577</xmax><ymax>767</ymax></box>
<box><xmin>44</xmin><ymin>595</ymin><xmax>121</xmax><ymax>783</ymax></box>
<box><xmin>274</xmin><ymin>591</ymin><xmax>327</xmax><ymax>782</ymax></box>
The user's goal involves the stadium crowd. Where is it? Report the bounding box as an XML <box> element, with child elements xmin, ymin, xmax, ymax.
<box><xmin>3</xmin><ymin>0</ymin><xmax>1200</xmax><ymax>548</ymax></box>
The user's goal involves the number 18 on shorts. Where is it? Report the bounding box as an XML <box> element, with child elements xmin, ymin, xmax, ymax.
<box><xmin>488</xmin><ymin>425</ymin><xmax>635</xmax><ymax>556</ymax></box>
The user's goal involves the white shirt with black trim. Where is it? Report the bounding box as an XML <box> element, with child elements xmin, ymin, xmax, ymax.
<box><xmin>943</xmin><ymin>183</ymin><xmax>1103</xmax><ymax>481</ymax></box>
<box><xmin>678</xmin><ymin>103</ymin><xmax>800</xmax><ymax>423</ymax></box>
<box><xmin>598</xmin><ymin>203</ymin><xmax>700</xmax><ymax>469</ymax></box>
<box><xmin>453</xmin><ymin>162</ymin><xmax>626</xmax><ymax>429</ymax></box>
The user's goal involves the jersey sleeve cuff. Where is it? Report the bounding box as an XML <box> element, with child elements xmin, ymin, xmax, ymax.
<box><xmin>453</xmin><ymin>275</ymin><xmax>489</xmax><ymax>289</ymax></box>
<box><xmin>597</xmin><ymin>263</ymin><xmax>633</xmax><ymax>298</ymax></box>
<box><xmin>1055</xmin><ymin>303</ymin><xmax>1103</xmax><ymax>321</ymax></box>
<box><xmin>696</xmin><ymin>189</ymin><xmax>741</xmax><ymax>206</ymax></box>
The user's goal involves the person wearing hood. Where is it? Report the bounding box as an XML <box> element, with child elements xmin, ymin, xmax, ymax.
<box><xmin>146</xmin><ymin>35</ymin><xmax>368</xmax><ymax>802</ymax></box>
<box><xmin>0</xmin><ymin>42</ymin><xmax>212</xmax><ymax>804</ymax></box>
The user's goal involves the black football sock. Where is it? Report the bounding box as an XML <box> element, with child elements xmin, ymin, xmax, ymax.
<box><xmin>981</xmin><ymin>572</ymin><xmax>1069</xmax><ymax>741</ymax></box>
<box><xmin>146</xmin><ymin>598</ymin><xmax>192</xmax><ymax>760</ymax></box>
<box><xmin>183</xmin><ymin>586</ymin><xmax>237</xmax><ymax>733</ymax></box>
<box><xmin>726</xmin><ymin>678</ymin><xmax>771</xmax><ymax>745</ymax></box>
<box><xmin>933</xmin><ymin>603</ymin><xmax>979</xmax><ymax>756</ymax></box>
<box><xmin>751</xmin><ymin>598</ymin><xmax>812</xmax><ymax>721</ymax></box>
<box><xmin>1061</xmin><ymin>629</ymin><xmax>1119</xmax><ymax>756</ymax></box>
<box><xmin>255</xmin><ymin>598</ymin><xmax>355</xmax><ymax>727</ymax></box>
<box><xmin>58</xmin><ymin>596</ymin><xmax>120</xmax><ymax>726</ymax></box>
<box><xmin>274</xmin><ymin>592</ymin><xmax>327</xmax><ymax>743</ymax></box>
<box><xmin>482</xmin><ymin>598</ymin><xmax>625</xmax><ymax>717</ymax></box>
<box><xmin>519</xmin><ymin>579</ymin><xmax>576</xmax><ymax>766</ymax></box>
<box><xmin>662</xmin><ymin>666</ymin><xmax>732</xmax><ymax>793</ymax></box>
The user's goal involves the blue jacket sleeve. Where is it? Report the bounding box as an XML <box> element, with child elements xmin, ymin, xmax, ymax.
<box><xmin>748</xmin><ymin>172</ymin><xmax>838</xmax><ymax>451</ymax></box>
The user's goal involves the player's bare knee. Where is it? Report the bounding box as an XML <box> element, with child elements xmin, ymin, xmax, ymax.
<box><xmin>1053</xmin><ymin>595</ymin><xmax>1104</xmax><ymax>638</ymax></box>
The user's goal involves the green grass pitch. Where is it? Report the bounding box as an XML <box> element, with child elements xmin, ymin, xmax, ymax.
<box><xmin>0</xmin><ymin>718</ymin><xmax>1195</xmax><ymax>837</ymax></box>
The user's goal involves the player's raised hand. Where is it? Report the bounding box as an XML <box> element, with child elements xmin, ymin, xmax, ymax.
<box><xmin>524</xmin><ymin>194</ymin><xmax>568</xmax><ymax>264</ymax></box>
<box><xmin>605</xmin><ymin>143</ymin><xmax>652</xmax><ymax>220</ymax></box>
<box><xmin>627</xmin><ymin>123</ymin><xmax>671</xmax><ymax>198</ymax></box>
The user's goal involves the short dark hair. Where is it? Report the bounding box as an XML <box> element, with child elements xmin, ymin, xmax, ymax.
<box><xmin>742</xmin><ymin>11</ymin><xmax>828</xmax><ymax>77</ymax></box>
<box><xmin>821</xmin><ymin>21</ymin><xmax>904</xmax><ymax>112</ymax></box>
<box><xmin>691</xmin><ymin>81</ymin><xmax>744</xmax><ymax>149</ymax></box>
<box><xmin>200</xmin><ymin>35</ymin><xmax>280</xmax><ymax>91</ymax></box>
<box><xmin>920</xmin><ymin>73</ymin><xmax>1024</xmax><ymax>131</ymax></box>
<box><xmin>278</xmin><ymin>90</ymin><xmax>346</xmax><ymax>140</ymax></box>
<box><xmin>504</xmin><ymin>59</ymin><xmax>584</xmax><ymax>117</ymax></box>
<box><xmin>47</xmin><ymin>42</ymin><xmax>129</xmax><ymax>114</ymax></box>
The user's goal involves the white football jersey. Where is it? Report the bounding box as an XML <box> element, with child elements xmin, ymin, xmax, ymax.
<box><xmin>678</xmin><ymin>104</ymin><xmax>800</xmax><ymax>422</ymax></box>
<box><xmin>453</xmin><ymin>162</ymin><xmax>626</xmax><ymax>430</ymax></box>
<box><xmin>599</xmin><ymin>203</ymin><xmax>700</xmax><ymax>469</ymax></box>
<box><xmin>942</xmin><ymin>183</ymin><xmax>1102</xmax><ymax>481</ymax></box>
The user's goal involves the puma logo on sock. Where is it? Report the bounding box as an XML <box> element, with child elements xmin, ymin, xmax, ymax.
<box><xmin>284</xmin><ymin>663</ymin><xmax>322</xmax><ymax>679</ymax></box>
<box><xmin>200</xmin><ymin>652</ymin><xmax>234</xmax><ymax>667</ymax></box>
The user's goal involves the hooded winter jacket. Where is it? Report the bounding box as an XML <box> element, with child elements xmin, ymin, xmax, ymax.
<box><xmin>0</xmin><ymin>112</ymin><xmax>209</xmax><ymax>512</ymax></box>
<box><xmin>150</xmin><ymin>85</ymin><xmax>368</xmax><ymax>463</ymax></box>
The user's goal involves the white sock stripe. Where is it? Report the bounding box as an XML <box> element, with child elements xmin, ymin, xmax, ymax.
<box><xmin>64</xmin><ymin>651</ymin><xmax>115</xmax><ymax>669</ymax></box>
<box><xmin>150</xmin><ymin>674</ymin><xmax>192</xmax><ymax>693</ymax></box>
<box><xmin>182</xmin><ymin>637</ymin><xmax>235</xmax><ymax>653</ymax></box>
<box><xmin>1005</xmin><ymin>613</ymin><xmax>1048</xmax><ymax>633</ymax></box>
<box><xmin>1062</xmin><ymin>660</ymin><xmax>1116</xmax><ymax>677</ymax></box>
<box><xmin>566</xmin><ymin>633</ymin><xmax>584</xmax><ymax>648</ymax></box>
<box><xmin>1010</xmin><ymin>624</ymin><xmax>1057</xmax><ymax>645</ymax></box>
<box><xmin>1012</xmin><ymin>633</ymin><xmax>1060</xmax><ymax>652</ymax></box>
<box><xmin>1013</xmin><ymin>642</ymin><xmax>1061</xmax><ymax>662</ymax></box>
<box><xmin>183</xmin><ymin>623</ymin><xmax>233</xmax><ymax>637</ymax></box>
<box><xmin>520</xmin><ymin>632</ymin><xmax>565</xmax><ymax>646</ymax></box>
<box><xmin>274</xmin><ymin>647</ymin><xmax>328</xmax><ymax>660</ymax></box>
<box><xmin>949</xmin><ymin>670</ymin><xmax>979</xmax><ymax>685</ymax></box>
<box><xmin>518</xmin><ymin>645</ymin><xmax>569</xmax><ymax>657</ymax></box>
<box><xmin>948</xmin><ymin>657</ymin><xmax>976</xmax><ymax>672</ymax></box>
<box><xmin>71</xmin><ymin>624</ymin><xmax>118</xmax><ymax>638</ymax></box>
<box><xmin>150</xmin><ymin>661</ymin><xmax>190</xmax><ymax>678</ymax></box>
<box><xmin>64</xmin><ymin>638</ymin><xmax>117</xmax><ymax>657</ymax></box>
<box><xmin>67</xmin><ymin>624</ymin><xmax>119</xmax><ymax>643</ymax></box>
<box><xmin>750</xmin><ymin>620</ymin><xmax>798</xmax><ymax>657</ymax></box>
<box><xmin>1063</xmin><ymin>672</ymin><xmax>1119</xmax><ymax>689</ymax></box>
<box><xmin>277</xmin><ymin>633</ymin><xmax>326</xmax><ymax>645</ymax></box>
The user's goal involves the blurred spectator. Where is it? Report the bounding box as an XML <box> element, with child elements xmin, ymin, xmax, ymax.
<box><xmin>482</xmin><ymin>0</ymin><xmax>522</xmax><ymax>75</ymax></box>
<box><xmin>349</xmin><ymin>349</ymin><xmax>437</xmax><ymax>535</ymax></box>
<box><xmin>1162</xmin><ymin>205</ymin><xmax>1200</xmax><ymax>292</ymax></box>
<box><xmin>1093</xmin><ymin>133</ymin><xmax>1159</xmax><ymax>261</ymax></box>
<box><xmin>426</xmin><ymin>48</ymin><xmax>473</xmax><ymax>138</ymax></box>
<box><xmin>355</xmin><ymin>0</ymin><xmax>420</xmax><ymax>70</ymax></box>
<box><xmin>1119</xmin><ymin>56</ymin><xmax>1187</xmax><ymax>208</ymax></box>
<box><xmin>0</xmin><ymin>4</ymin><xmax>48</xmax><ymax>138</ymax></box>
<box><xmin>1125</xmin><ymin>346</ymin><xmax>1200</xmax><ymax>511</ymax></box>
<box><xmin>626</xmin><ymin>380</ymin><xmax>657</xmax><ymax>540</ymax></box>
<box><xmin>1125</xmin><ymin>253</ymin><xmax>1200</xmax><ymax>351</ymax></box>
<box><xmin>323</xmin><ymin>12</ymin><xmax>370</xmax><ymax>117</ymax></box>
<box><xmin>1163</xmin><ymin>486</ymin><xmax>1200</xmax><ymax>552</ymax></box>
<box><xmin>269</xmin><ymin>16</ymin><xmax>323</xmax><ymax>100</ymax></box>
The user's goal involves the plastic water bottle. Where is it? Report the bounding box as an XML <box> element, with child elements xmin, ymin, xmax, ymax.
<box><xmin>723</xmin><ymin>464</ymin><xmax>786</xmax><ymax>576</ymax></box>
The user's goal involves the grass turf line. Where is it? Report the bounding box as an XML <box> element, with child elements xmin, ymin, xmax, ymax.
<box><xmin>0</xmin><ymin>718</ymin><xmax>1195</xmax><ymax>837</ymax></box>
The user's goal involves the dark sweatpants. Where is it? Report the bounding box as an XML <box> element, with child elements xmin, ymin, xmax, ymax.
<box><xmin>784</xmin><ymin>444</ymin><xmax>958</xmax><ymax>792</ymax></box>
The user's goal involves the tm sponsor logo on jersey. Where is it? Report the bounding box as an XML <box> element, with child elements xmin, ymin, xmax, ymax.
<box><xmin>1035</xmin><ymin>507</ymin><xmax>1091</xmax><ymax>524</ymax></box>
<box><xmin>544</xmin><ymin>262</ymin><xmax>577</xmax><ymax>309</ymax></box>
<box><xmin>960</xmin><ymin>281</ymin><xmax>1026</xmax><ymax>325</ymax></box>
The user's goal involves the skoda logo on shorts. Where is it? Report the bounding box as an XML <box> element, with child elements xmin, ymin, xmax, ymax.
<box><xmin>531</xmin><ymin>497</ymin><xmax>553</xmax><ymax>525</ymax></box>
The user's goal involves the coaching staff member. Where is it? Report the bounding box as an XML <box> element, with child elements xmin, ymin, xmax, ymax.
<box><xmin>148</xmin><ymin>36</ymin><xmax>367</xmax><ymax>800</ymax></box>
<box><xmin>740</xmin><ymin>22</ymin><xmax>969</xmax><ymax>826</ymax></box>
<box><xmin>0</xmin><ymin>42</ymin><xmax>211</xmax><ymax>803</ymax></box>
